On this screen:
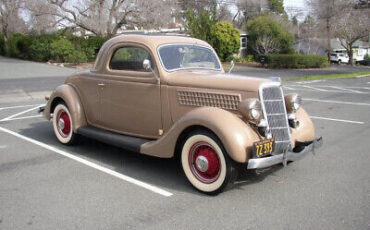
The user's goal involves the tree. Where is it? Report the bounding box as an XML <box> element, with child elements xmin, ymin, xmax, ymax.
<box><xmin>0</xmin><ymin>0</ymin><xmax>27</xmax><ymax>52</ymax></box>
<box><xmin>186</xmin><ymin>9</ymin><xmax>217</xmax><ymax>43</ymax></box>
<box><xmin>186</xmin><ymin>10</ymin><xmax>240</xmax><ymax>61</ymax></box>
<box><xmin>30</xmin><ymin>0</ymin><xmax>175</xmax><ymax>37</ymax></box>
<box><xmin>135</xmin><ymin>0</ymin><xmax>178</xmax><ymax>30</ymax></box>
<box><xmin>307</xmin><ymin>0</ymin><xmax>348</xmax><ymax>60</ymax></box>
<box><xmin>234</xmin><ymin>0</ymin><xmax>268</xmax><ymax>27</ymax></box>
<box><xmin>267</xmin><ymin>0</ymin><xmax>285</xmax><ymax>14</ymax></box>
<box><xmin>26</xmin><ymin>0</ymin><xmax>59</xmax><ymax>34</ymax></box>
<box><xmin>246</xmin><ymin>15</ymin><xmax>294</xmax><ymax>54</ymax></box>
<box><xmin>334</xmin><ymin>6</ymin><xmax>370</xmax><ymax>65</ymax></box>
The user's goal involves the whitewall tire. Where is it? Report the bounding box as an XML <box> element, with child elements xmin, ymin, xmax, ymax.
<box><xmin>52</xmin><ymin>103</ymin><xmax>78</xmax><ymax>145</ymax></box>
<box><xmin>181</xmin><ymin>130</ymin><xmax>237</xmax><ymax>194</ymax></box>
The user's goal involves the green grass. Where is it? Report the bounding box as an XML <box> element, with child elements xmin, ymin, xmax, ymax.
<box><xmin>286</xmin><ymin>71</ymin><xmax>370</xmax><ymax>81</ymax></box>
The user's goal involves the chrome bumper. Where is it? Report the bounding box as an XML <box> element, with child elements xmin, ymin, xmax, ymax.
<box><xmin>247</xmin><ymin>137</ymin><xmax>323</xmax><ymax>169</ymax></box>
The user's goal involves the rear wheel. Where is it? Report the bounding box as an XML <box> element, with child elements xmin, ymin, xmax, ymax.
<box><xmin>52</xmin><ymin>103</ymin><xmax>78</xmax><ymax>145</ymax></box>
<box><xmin>181</xmin><ymin>130</ymin><xmax>238</xmax><ymax>194</ymax></box>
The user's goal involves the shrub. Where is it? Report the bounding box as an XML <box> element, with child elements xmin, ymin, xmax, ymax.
<box><xmin>28</xmin><ymin>34</ymin><xmax>58</xmax><ymax>62</ymax></box>
<box><xmin>0</xmin><ymin>34</ymin><xmax>4</xmax><ymax>55</ymax></box>
<box><xmin>232</xmin><ymin>55</ymin><xmax>255</xmax><ymax>63</ymax></box>
<box><xmin>365</xmin><ymin>53</ymin><xmax>370</xmax><ymax>60</ymax></box>
<box><xmin>257</xmin><ymin>54</ymin><xmax>329</xmax><ymax>68</ymax></box>
<box><xmin>212</xmin><ymin>22</ymin><xmax>240</xmax><ymax>61</ymax></box>
<box><xmin>1</xmin><ymin>33</ymin><xmax>106</xmax><ymax>63</ymax></box>
<box><xmin>5</xmin><ymin>34</ymin><xmax>24</xmax><ymax>58</ymax></box>
<box><xmin>50</xmin><ymin>37</ymin><xmax>87</xmax><ymax>63</ymax></box>
<box><xmin>247</xmin><ymin>15</ymin><xmax>294</xmax><ymax>55</ymax></box>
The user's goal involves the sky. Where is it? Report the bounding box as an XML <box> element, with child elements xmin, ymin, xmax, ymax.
<box><xmin>284</xmin><ymin>0</ymin><xmax>306</xmax><ymax>8</ymax></box>
<box><xmin>284</xmin><ymin>0</ymin><xmax>309</xmax><ymax>20</ymax></box>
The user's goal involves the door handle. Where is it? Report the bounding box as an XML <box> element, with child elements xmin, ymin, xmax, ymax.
<box><xmin>98</xmin><ymin>83</ymin><xmax>105</xmax><ymax>86</ymax></box>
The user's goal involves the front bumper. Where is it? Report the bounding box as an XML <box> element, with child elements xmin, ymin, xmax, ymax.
<box><xmin>247</xmin><ymin>136</ymin><xmax>323</xmax><ymax>169</ymax></box>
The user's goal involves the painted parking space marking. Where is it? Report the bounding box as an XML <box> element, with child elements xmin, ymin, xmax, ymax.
<box><xmin>326</xmin><ymin>86</ymin><xmax>364</xmax><ymax>93</ymax></box>
<box><xmin>283</xmin><ymin>86</ymin><xmax>295</xmax><ymax>90</ymax></box>
<box><xmin>0</xmin><ymin>104</ymin><xmax>42</xmax><ymax>111</ymax></box>
<box><xmin>310</xmin><ymin>116</ymin><xmax>364</xmax><ymax>124</ymax></box>
<box><xmin>284</xmin><ymin>84</ymin><xmax>370</xmax><ymax>94</ymax></box>
<box><xmin>0</xmin><ymin>105</ymin><xmax>44</xmax><ymax>122</ymax></box>
<box><xmin>2</xmin><ymin>115</ymin><xmax>43</xmax><ymax>121</ymax></box>
<box><xmin>0</xmin><ymin>145</ymin><xmax>6</xmax><ymax>149</ymax></box>
<box><xmin>295</xmin><ymin>80</ymin><xmax>325</xmax><ymax>84</ymax></box>
<box><xmin>301</xmin><ymin>85</ymin><xmax>329</xmax><ymax>92</ymax></box>
<box><xmin>0</xmin><ymin>126</ymin><xmax>174</xmax><ymax>197</ymax></box>
<box><xmin>304</xmin><ymin>98</ymin><xmax>370</xmax><ymax>106</ymax></box>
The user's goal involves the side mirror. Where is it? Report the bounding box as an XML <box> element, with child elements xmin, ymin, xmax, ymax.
<box><xmin>228</xmin><ymin>60</ymin><xmax>235</xmax><ymax>74</ymax></box>
<box><xmin>143</xmin><ymin>59</ymin><xmax>160</xmax><ymax>84</ymax></box>
<box><xmin>143</xmin><ymin>59</ymin><xmax>152</xmax><ymax>71</ymax></box>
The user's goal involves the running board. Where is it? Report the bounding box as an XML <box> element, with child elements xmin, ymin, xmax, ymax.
<box><xmin>76</xmin><ymin>126</ymin><xmax>152</xmax><ymax>153</ymax></box>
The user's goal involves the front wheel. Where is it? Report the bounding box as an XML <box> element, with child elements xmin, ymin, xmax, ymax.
<box><xmin>52</xmin><ymin>103</ymin><xmax>78</xmax><ymax>145</ymax></box>
<box><xmin>181</xmin><ymin>130</ymin><xmax>238</xmax><ymax>194</ymax></box>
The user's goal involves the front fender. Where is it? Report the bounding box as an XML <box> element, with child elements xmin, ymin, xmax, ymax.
<box><xmin>291</xmin><ymin>107</ymin><xmax>315</xmax><ymax>148</ymax></box>
<box><xmin>140</xmin><ymin>107</ymin><xmax>260</xmax><ymax>163</ymax></box>
<box><xmin>44</xmin><ymin>84</ymin><xmax>87</xmax><ymax>131</ymax></box>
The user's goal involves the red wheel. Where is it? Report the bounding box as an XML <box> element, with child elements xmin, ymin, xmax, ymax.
<box><xmin>188</xmin><ymin>141</ymin><xmax>221</xmax><ymax>184</ymax></box>
<box><xmin>181</xmin><ymin>130</ymin><xmax>237</xmax><ymax>194</ymax></box>
<box><xmin>52</xmin><ymin>103</ymin><xmax>78</xmax><ymax>145</ymax></box>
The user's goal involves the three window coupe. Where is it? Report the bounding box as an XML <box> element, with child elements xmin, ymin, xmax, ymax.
<box><xmin>42</xmin><ymin>34</ymin><xmax>322</xmax><ymax>194</ymax></box>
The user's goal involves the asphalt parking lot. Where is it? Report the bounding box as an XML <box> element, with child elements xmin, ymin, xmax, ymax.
<box><xmin>0</xmin><ymin>57</ymin><xmax>369</xmax><ymax>230</ymax></box>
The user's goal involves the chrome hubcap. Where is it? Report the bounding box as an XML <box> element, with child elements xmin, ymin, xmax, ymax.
<box><xmin>195</xmin><ymin>155</ymin><xmax>209</xmax><ymax>172</ymax></box>
<box><xmin>58</xmin><ymin>118</ymin><xmax>65</xmax><ymax>130</ymax></box>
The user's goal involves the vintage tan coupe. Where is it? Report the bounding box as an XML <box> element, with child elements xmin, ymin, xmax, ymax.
<box><xmin>42</xmin><ymin>34</ymin><xmax>322</xmax><ymax>194</ymax></box>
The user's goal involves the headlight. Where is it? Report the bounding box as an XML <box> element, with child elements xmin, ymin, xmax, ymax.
<box><xmin>285</xmin><ymin>93</ymin><xmax>302</xmax><ymax>112</ymax></box>
<box><xmin>239</xmin><ymin>98</ymin><xmax>262</xmax><ymax>122</ymax></box>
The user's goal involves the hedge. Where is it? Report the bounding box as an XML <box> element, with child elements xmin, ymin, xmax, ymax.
<box><xmin>0</xmin><ymin>33</ymin><xmax>108</xmax><ymax>64</ymax></box>
<box><xmin>256</xmin><ymin>54</ymin><xmax>329</xmax><ymax>68</ymax></box>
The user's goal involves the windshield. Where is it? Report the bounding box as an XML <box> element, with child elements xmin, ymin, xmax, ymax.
<box><xmin>158</xmin><ymin>44</ymin><xmax>221</xmax><ymax>72</ymax></box>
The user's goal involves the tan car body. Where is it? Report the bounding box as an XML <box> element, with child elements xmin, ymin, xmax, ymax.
<box><xmin>44</xmin><ymin>35</ymin><xmax>315</xmax><ymax>163</ymax></box>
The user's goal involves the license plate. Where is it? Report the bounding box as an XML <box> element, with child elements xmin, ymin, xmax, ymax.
<box><xmin>254</xmin><ymin>139</ymin><xmax>274</xmax><ymax>157</ymax></box>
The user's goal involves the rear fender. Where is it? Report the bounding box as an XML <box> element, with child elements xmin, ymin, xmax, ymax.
<box><xmin>44</xmin><ymin>84</ymin><xmax>87</xmax><ymax>131</ymax></box>
<box><xmin>140</xmin><ymin>107</ymin><xmax>260</xmax><ymax>163</ymax></box>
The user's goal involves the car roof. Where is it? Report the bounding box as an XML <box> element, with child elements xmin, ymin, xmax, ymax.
<box><xmin>104</xmin><ymin>34</ymin><xmax>212</xmax><ymax>49</ymax></box>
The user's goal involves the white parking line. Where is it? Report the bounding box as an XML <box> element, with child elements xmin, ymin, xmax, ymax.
<box><xmin>304</xmin><ymin>98</ymin><xmax>370</xmax><ymax>106</ymax></box>
<box><xmin>0</xmin><ymin>126</ymin><xmax>174</xmax><ymax>197</ymax></box>
<box><xmin>310</xmin><ymin>116</ymin><xmax>364</xmax><ymax>124</ymax></box>
<box><xmin>301</xmin><ymin>85</ymin><xmax>329</xmax><ymax>92</ymax></box>
<box><xmin>2</xmin><ymin>115</ymin><xmax>43</xmax><ymax>121</ymax></box>
<box><xmin>0</xmin><ymin>105</ymin><xmax>43</xmax><ymax>122</ymax></box>
<box><xmin>296</xmin><ymin>80</ymin><xmax>325</xmax><ymax>84</ymax></box>
<box><xmin>327</xmin><ymin>86</ymin><xmax>364</xmax><ymax>93</ymax></box>
<box><xmin>0</xmin><ymin>104</ymin><xmax>42</xmax><ymax>111</ymax></box>
<box><xmin>347</xmin><ymin>87</ymin><xmax>370</xmax><ymax>90</ymax></box>
<box><xmin>0</xmin><ymin>145</ymin><xmax>6</xmax><ymax>149</ymax></box>
<box><xmin>286</xmin><ymin>85</ymin><xmax>370</xmax><ymax>94</ymax></box>
<box><xmin>283</xmin><ymin>86</ymin><xmax>295</xmax><ymax>90</ymax></box>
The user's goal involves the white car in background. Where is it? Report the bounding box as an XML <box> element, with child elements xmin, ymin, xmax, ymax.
<box><xmin>330</xmin><ymin>53</ymin><xmax>349</xmax><ymax>64</ymax></box>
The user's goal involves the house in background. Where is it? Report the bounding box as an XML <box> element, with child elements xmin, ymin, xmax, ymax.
<box><xmin>294</xmin><ymin>38</ymin><xmax>370</xmax><ymax>61</ymax></box>
<box><xmin>238</xmin><ymin>31</ymin><xmax>248</xmax><ymax>58</ymax></box>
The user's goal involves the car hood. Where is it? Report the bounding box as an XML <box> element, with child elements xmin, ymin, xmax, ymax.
<box><xmin>165</xmin><ymin>70</ymin><xmax>272</xmax><ymax>93</ymax></box>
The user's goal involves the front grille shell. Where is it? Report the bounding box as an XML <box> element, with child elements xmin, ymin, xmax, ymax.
<box><xmin>259</xmin><ymin>82</ymin><xmax>292</xmax><ymax>153</ymax></box>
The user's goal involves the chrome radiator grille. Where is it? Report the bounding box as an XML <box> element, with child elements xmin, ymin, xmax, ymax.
<box><xmin>260</xmin><ymin>84</ymin><xmax>291</xmax><ymax>153</ymax></box>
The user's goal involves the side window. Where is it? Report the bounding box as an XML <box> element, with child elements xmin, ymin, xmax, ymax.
<box><xmin>109</xmin><ymin>46</ymin><xmax>154</xmax><ymax>72</ymax></box>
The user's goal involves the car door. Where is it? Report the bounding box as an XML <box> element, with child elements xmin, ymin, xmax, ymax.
<box><xmin>98</xmin><ymin>44</ymin><xmax>162</xmax><ymax>139</ymax></box>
